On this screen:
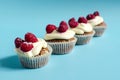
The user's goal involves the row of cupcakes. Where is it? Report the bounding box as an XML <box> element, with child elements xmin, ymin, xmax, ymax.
<box><xmin>44</xmin><ymin>11</ymin><xmax>107</xmax><ymax>53</ymax></box>
<box><xmin>14</xmin><ymin>11</ymin><xmax>107</xmax><ymax>69</ymax></box>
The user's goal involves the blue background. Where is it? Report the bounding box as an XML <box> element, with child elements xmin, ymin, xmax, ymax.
<box><xmin>0</xmin><ymin>0</ymin><xmax>120</xmax><ymax>80</ymax></box>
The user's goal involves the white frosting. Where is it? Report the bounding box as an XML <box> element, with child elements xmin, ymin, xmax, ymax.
<box><xmin>31</xmin><ymin>38</ymin><xmax>47</xmax><ymax>56</ymax></box>
<box><xmin>44</xmin><ymin>30</ymin><xmax>75</xmax><ymax>40</ymax></box>
<box><xmin>88</xmin><ymin>16</ymin><xmax>104</xmax><ymax>26</ymax></box>
<box><xmin>71</xmin><ymin>23</ymin><xmax>93</xmax><ymax>34</ymax></box>
<box><xmin>16</xmin><ymin>38</ymin><xmax>48</xmax><ymax>57</ymax></box>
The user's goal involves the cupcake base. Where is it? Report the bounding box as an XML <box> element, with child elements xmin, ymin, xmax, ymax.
<box><xmin>46</xmin><ymin>37</ymin><xmax>77</xmax><ymax>55</ymax></box>
<box><xmin>93</xmin><ymin>27</ymin><xmax>106</xmax><ymax>37</ymax></box>
<box><xmin>75</xmin><ymin>31</ymin><xmax>95</xmax><ymax>45</ymax></box>
<box><xmin>93</xmin><ymin>22</ymin><xmax>107</xmax><ymax>37</ymax></box>
<box><xmin>17</xmin><ymin>45</ymin><xmax>52</xmax><ymax>69</ymax></box>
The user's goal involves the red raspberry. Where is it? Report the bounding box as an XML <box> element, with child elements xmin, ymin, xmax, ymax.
<box><xmin>68</xmin><ymin>18</ymin><xmax>78</xmax><ymax>28</ymax></box>
<box><xmin>25</xmin><ymin>32</ymin><xmax>38</xmax><ymax>43</ymax></box>
<box><xmin>58</xmin><ymin>21</ymin><xmax>68</xmax><ymax>33</ymax></box>
<box><xmin>46</xmin><ymin>24</ymin><xmax>57</xmax><ymax>33</ymax></box>
<box><xmin>78</xmin><ymin>17</ymin><xmax>87</xmax><ymax>23</ymax></box>
<box><xmin>20</xmin><ymin>42</ymin><xmax>33</xmax><ymax>52</ymax></box>
<box><xmin>14</xmin><ymin>37</ymin><xmax>24</xmax><ymax>48</ymax></box>
<box><xmin>93</xmin><ymin>11</ymin><xmax>100</xmax><ymax>16</ymax></box>
<box><xmin>86</xmin><ymin>14</ymin><xmax>95</xmax><ymax>20</ymax></box>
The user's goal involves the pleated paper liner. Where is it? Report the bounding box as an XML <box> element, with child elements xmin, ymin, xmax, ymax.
<box><xmin>46</xmin><ymin>37</ymin><xmax>77</xmax><ymax>55</ymax></box>
<box><xmin>17</xmin><ymin>45</ymin><xmax>52</xmax><ymax>69</ymax></box>
<box><xmin>75</xmin><ymin>31</ymin><xmax>95</xmax><ymax>45</ymax></box>
<box><xmin>93</xmin><ymin>26</ymin><xmax>106</xmax><ymax>37</ymax></box>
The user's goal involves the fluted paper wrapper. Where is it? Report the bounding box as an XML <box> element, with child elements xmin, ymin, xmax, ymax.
<box><xmin>75</xmin><ymin>31</ymin><xmax>95</xmax><ymax>45</ymax></box>
<box><xmin>93</xmin><ymin>26</ymin><xmax>106</xmax><ymax>37</ymax></box>
<box><xmin>47</xmin><ymin>37</ymin><xmax>77</xmax><ymax>55</ymax></box>
<box><xmin>17</xmin><ymin>45</ymin><xmax>52</xmax><ymax>69</ymax></box>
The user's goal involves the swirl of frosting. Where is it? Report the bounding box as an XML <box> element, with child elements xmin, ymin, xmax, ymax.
<box><xmin>16</xmin><ymin>38</ymin><xmax>48</xmax><ymax>57</ymax></box>
<box><xmin>88</xmin><ymin>16</ymin><xmax>104</xmax><ymax>26</ymax></box>
<box><xmin>71</xmin><ymin>23</ymin><xmax>93</xmax><ymax>35</ymax></box>
<box><xmin>44</xmin><ymin>29</ymin><xmax>75</xmax><ymax>40</ymax></box>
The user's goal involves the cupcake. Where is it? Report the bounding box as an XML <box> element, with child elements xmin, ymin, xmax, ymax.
<box><xmin>68</xmin><ymin>17</ymin><xmax>95</xmax><ymax>45</ymax></box>
<box><xmin>86</xmin><ymin>11</ymin><xmax>107</xmax><ymax>37</ymax></box>
<box><xmin>44</xmin><ymin>21</ymin><xmax>77</xmax><ymax>55</ymax></box>
<box><xmin>14</xmin><ymin>32</ymin><xmax>52</xmax><ymax>69</ymax></box>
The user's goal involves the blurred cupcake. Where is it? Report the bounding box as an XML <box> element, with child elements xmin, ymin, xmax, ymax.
<box><xmin>14</xmin><ymin>32</ymin><xmax>52</xmax><ymax>69</ymax></box>
<box><xmin>86</xmin><ymin>11</ymin><xmax>107</xmax><ymax>37</ymax></box>
<box><xmin>44</xmin><ymin>21</ymin><xmax>77</xmax><ymax>55</ymax></box>
<box><xmin>68</xmin><ymin>17</ymin><xmax>95</xmax><ymax>45</ymax></box>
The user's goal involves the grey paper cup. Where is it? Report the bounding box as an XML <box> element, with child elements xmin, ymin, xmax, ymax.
<box><xmin>46</xmin><ymin>37</ymin><xmax>77</xmax><ymax>55</ymax></box>
<box><xmin>17</xmin><ymin>45</ymin><xmax>52</xmax><ymax>69</ymax></box>
<box><xmin>93</xmin><ymin>26</ymin><xmax>106</xmax><ymax>37</ymax></box>
<box><xmin>75</xmin><ymin>31</ymin><xmax>95</xmax><ymax>45</ymax></box>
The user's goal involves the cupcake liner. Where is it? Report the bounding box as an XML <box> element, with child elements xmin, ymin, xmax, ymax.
<box><xmin>75</xmin><ymin>31</ymin><xmax>95</xmax><ymax>45</ymax></box>
<box><xmin>46</xmin><ymin>37</ymin><xmax>77</xmax><ymax>55</ymax></box>
<box><xmin>17</xmin><ymin>45</ymin><xmax>52</xmax><ymax>69</ymax></box>
<box><xmin>93</xmin><ymin>26</ymin><xmax>106</xmax><ymax>37</ymax></box>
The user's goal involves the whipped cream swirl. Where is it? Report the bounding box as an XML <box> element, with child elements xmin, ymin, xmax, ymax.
<box><xmin>44</xmin><ymin>29</ymin><xmax>75</xmax><ymax>40</ymax></box>
<box><xmin>16</xmin><ymin>38</ymin><xmax>47</xmax><ymax>57</ymax></box>
<box><xmin>71</xmin><ymin>23</ymin><xmax>93</xmax><ymax>35</ymax></box>
<box><xmin>88</xmin><ymin>16</ymin><xmax>104</xmax><ymax>26</ymax></box>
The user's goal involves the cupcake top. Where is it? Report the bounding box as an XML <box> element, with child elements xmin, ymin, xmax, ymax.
<box><xmin>44</xmin><ymin>21</ymin><xmax>75</xmax><ymax>40</ymax></box>
<box><xmin>14</xmin><ymin>32</ymin><xmax>48</xmax><ymax>57</ymax></box>
<box><xmin>86</xmin><ymin>11</ymin><xmax>104</xmax><ymax>26</ymax></box>
<box><xmin>68</xmin><ymin>17</ymin><xmax>93</xmax><ymax>35</ymax></box>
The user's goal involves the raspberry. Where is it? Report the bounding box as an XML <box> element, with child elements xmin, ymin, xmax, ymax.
<box><xmin>93</xmin><ymin>11</ymin><xmax>100</xmax><ymax>16</ymax></box>
<box><xmin>20</xmin><ymin>42</ymin><xmax>33</xmax><ymax>52</ymax></box>
<box><xmin>46</xmin><ymin>24</ymin><xmax>57</xmax><ymax>33</ymax></box>
<box><xmin>86</xmin><ymin>14</ymin><xmax>95</xmax><ymax>20</ymax></box>
<box><xmin>68</xmin><ymin>18</ymin><xmax>78</xmax><ymax>28</ymax></box>
<box><xmin>25</xmin><ymin>32</ymin><xmax>38</xmax><ymax>43</ymax></box>
<box><xmin>58</xmin><ymin>21</ymin><xmax>68</xmax><ymax>33</ymax></box>
<box><xmin>14</xmin><ymin>37</ymin><xmax>24</xmax><ymax>48</ymax></box>
<box><xmin>78</xmin><ymin>17</ymin><xmax>87</xmax><ymax>23</ymax></box>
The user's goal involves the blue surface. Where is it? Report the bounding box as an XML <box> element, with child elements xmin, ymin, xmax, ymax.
<box><xmin>0</xmin><ymin>0</ymin><xmax>120</xmax><ymax>80</ymax></box>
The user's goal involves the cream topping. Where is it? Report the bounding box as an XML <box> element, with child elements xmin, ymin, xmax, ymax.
<box><xmin>71</xmin><ymin>23</ymin><xmax>93</xmax><ymax>34</ymax></box>
<box><xmin>44</xmin><ymin>29</ymin><xmax>75</xmax><ymax>40</ymax></box>
<box><xmin>16</xmin><ymin>38</ymin><xmax>48</xmax><ymax>57</ymax></box>
<box><xmin>88</xmin><ymin>16</ymin><xmax>104</xmax><ymax>26</ymax></box>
